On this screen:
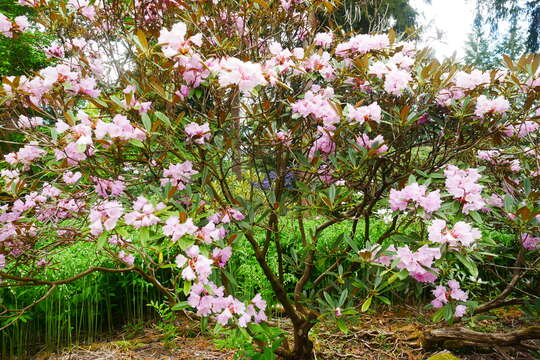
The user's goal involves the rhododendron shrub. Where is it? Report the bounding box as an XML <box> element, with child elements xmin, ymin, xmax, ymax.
<box><xmin>0</xmin><ymin>0</ymin><xmax>539</xmax><ymax>358</ymax></box>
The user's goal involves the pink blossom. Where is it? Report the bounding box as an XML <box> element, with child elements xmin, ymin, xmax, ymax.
<box><xmin>118</xmin><ymin>250</ymin><xmax>134</xmax><ymax>266</ymax></box>
<box><xmin>455</xmin><ymin>304</ymin><xmax>467</xmax><ymax>317</ymax></box>
<box><xmin>217</xmin><ymin>57</ymin><xmax>267</xmax><ymax>94</ymax></box>
<box><xmin>63</xmin><ymin>171</ymin><xmax>82</xmax><ymax>184</ymax></box>
<box><xmin>389</xmin><ymin>183</ymin><xmax>441</xmax><ymax>213</ymax></box>
<box><xmin>16</xmin><ymin>115</ymin><xmax>44</xmax><ymax>129</ymax></box>
<box><xmin>389</xmin><ymin>52</ymin><xmax>414</xmax><ymax>70</ymax></box>
<box><xmin>335</xmin><ymin>34</ymin><xmax>389</xmax><ymax>57</ymax></box>
<box><xmin>92</xmin><ymin>177</ymin><xmax>125</xmax><ymax>198</ymax></box>
<box><xmin>454</xmin><ymin>70</ymin><xmax>490</xmax><ymax>90</ymax></box>
<box><xmin>0</xmin><ymin>14</ymin><xmax>12</xmax><ymax>37</ymax></box>
<box><xmin>503</xmin><ymin>121</ymin><xmax>539</xmax><ymax>137</ymax></box>
<box><xmin>428</xmin><ymin>220</ymin><xmax>481</xmax><ymax>248</ymax></box>
<box><xmin>474</xmin><ymin>95</ymin><xmax>510</xmax><ymax>118</ymax></box>
<box><xmin>89</xmin><ymin>201</ymin><xmax>123</xmax><ymax>235</ymax></box>
<box><xmin>4</xmin><ymin>142</ymin><xmax>46</xmax><ymax>166</ymax></box>
<box><xmin>124</xmin><ymin>196</ymin><xmax>165</xmax><ymax>228</ymax></box>
<box><xmin>314</xmin><ymin>32</ymin><xmax>333</xmax><ymax>48</ymax></box>
<box><xmin>175</xmin><ymin>245</ymin><xmax>213</xmax><ymax>282</ymax></box>
<box><xmin>356</xmin><ymin>133</ymin><xmax>388</xmax><ymax>154</ymax></box>
<box><xmin>0</xmin><ymin>254</ymin><xmax>5</xmax><ymax>269</ymax></box>
<box><xmin>95</xmin><ymin>115</ymin><xmax>146</xmax><ymax>141</ymax></box>
<box><xmin>163</xmin><ymin>217</ymin><xmax>198</xmax><ymax>241</ymax></box>
<box><xmin>395</xmin><ymin>245</ymin><xmax>441</xmax><ymax>283</ymax></box>
<box><xmin>384</xmin><ymin>68</ymin><xmax>412</xmax><ymax>95</ymax></box>
<box><xmin>196</xmin><ymin>222</ymin><xmax>225</xmax><ymax>244</ymax></box>
<box><xmin>158</xmin><ymin>22</ymin><xmax>202</xmax><ymax>58</ymax></box>
<box><xmin>185</xmin><ymin>122</ymin><xmax>211</xmax><ymax>145</ymax></box>
<box><xmin>291</xmin><ymin>88</ymin><xmax>339</xmax><ymax>127</ymax></box>
<box><xmin>444</xmin><ymin>165</ymin><xmax>485</xmax><ymax>213</ymax></box>
<box><xmin>68</xmin><ymin>0</ymin><xmax>96</xmax><ymax>20</ymax></box>
<box><xmin>161</xmin><ymin>161</ymin><xmax>198</xmax><ymax>190</ymax></box>
<box><xmin>521</xmin><ymin>233</ymin><xmax>540</xmax><ymax>251</ymax></box>
<box><xmin>431</xmin><ymin>285</ymin><xmax>447</xmax><ymax>308</ymax></box>
<box><xmin>308</xmin><ymin>126</ymin><xmax>335</xmax><ymax>160</ymax></box>
<box><xmin>347</xmin><ymin>102</ymin><xmax>382</xmax><ymax>124</ymax></box>
<box><xmin>208</xmin><ymin>208</ymin><xmax>245</xmax><ymax>224</ymax></box>
<box><xmin>212</xmin><ymin>246</ymin><xmax>232</xmax><ymax>267</ymax></box>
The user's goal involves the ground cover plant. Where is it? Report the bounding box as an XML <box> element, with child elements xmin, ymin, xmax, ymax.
<box><xmin>0</xmin><ymin>0</ymin><xmax>539</xmax><ymax>359</ymax></box>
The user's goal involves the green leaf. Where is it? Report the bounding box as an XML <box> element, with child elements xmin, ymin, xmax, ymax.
<box><xmin>183</xmin><ymin>281</ymin><xmax>192</xmax><ymax>296</ymax></box>
<box><xmin>336</xmin><ymin>319</ymin><xmax>349</xmax><ymax>334</ymax></box>
<box><xmin>155</xmin><ymin>111</ymin><xmax>171</xmax><ymax>128</ymax></box>
<box><xmin>171</xmin><ymin>301</ymin><xmax>190</xmax><ymax>311</ymax></box>
<box><xmin>142</xmin><ymin>113</ymin><xmax>152</xmax><ymax>132</ymax></box>
<box><xmin>455</xmin><ymin>253</ymin><xmax>479</xmax><ymax>279</ymax></box>
<box><xmin>504</xmin><ymin>194</ymin><xmax>515</xmax><ymax>213</ymax></box>
<box><xmin>361</xmin><ymin>296</ymin><xmax>372</xmax><ymax>312</ymax></box>
<box><xmin>469</xmin><ymin>211</ymin><xmax>483</xmax><ymax>224</ymax></box>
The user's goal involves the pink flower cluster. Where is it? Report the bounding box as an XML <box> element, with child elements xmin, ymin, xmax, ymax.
<box><xmin>163</xmin><ymin>217</ymin><xmax>198</xmax><ymax>242</ymax></box>
<box><xmin>395</xmin><ymin>245</ymin><xmax>441</xmax><ymax>283</ymax></box>
<box><xmin>308</xmin><ymin>126</ymin><xmax>336</xmax><ymax>160</ymax></box>
<box><xmin>118</xmin><ymin>250</ymin><xmax>134</xmax><ymax>266</ymax></box>
<box><xmin>160</xmin><ymin>161</ymin><xmax>198</xmax><ymax>190</ymax></box>
<box><xmin>185</xmin><ymin>122</ymin><xmax>211</xmax><ymax>145</ymax></box>
<box><xmin>474</xmin><ymin>95</ymin><xmax>510</xmax><ymax>118</ymax></box>
<box><xmin>444</xmin><ymin>165</ymin><xmax>485</xmax><ymax>213</ymax></box>
<box><xmin>453</xmin><ymin>70</ymin><xmax>490</xmax><ymax>90</ymax></box>
<box><xmin>314</xmin><ymin>32</ymin><xmax>333</xmax><ymax>48</ymax></box>
<box><xmin>92</xmin><ymin>177</ymin><xmax>125</xmax><ymax>198</ymax></box>
<box><xmin>0</xmin><ymin>14</ymin><xmax>28</xmax><ymax>37</ymax></box>
<box><xmin>389</xmin><ymin>182</ymin><xmax>442</xmax><ymax>214</ymax></box>
<box><xmin>335</xmin><ymin>34</ymin><xmax>389</xmax><ymax>57</ymax></box>
<box><xmin>67</xmin><ymin>0</ymin><xmax>97</xmax><ymax>20</ymax></box>
<box><xmin>124</xmin><ymin>196</ymin><xmax>165</xmax><ymax>229</ymax></box>
<box><xmin>212</xmin><ymin>246</ymin><xmax>232</xmax><ymax>267</ymax></box>
<box><xmin>196</xmin><ymin>222</ymin><xmax>226</xmax><ymax>244</ymax></box>
<box><xmin>4</xmin><ymin>142</ymin><xmax>46</xmax><ymax>167</ymax></box>
<box><xmin>188</xmin><ymin>282</ymin><xmax>266</xmax><ymax>327</ymax></box>
<box><xmin>428</xmin><ymin>220</ymin><xmax>481</xmax><ymax>248</ymax></box>
<box><xmin>217</xmin><ymin>57</ymin><xmax>267</xmax><ymax>94</ymax></box>
<box><xmin>303</xmin><ymin>52</ymin><xmax>334</xmax><ymax>79</ymax></box>
<box><xmin>89</xmin><ymin>200</ymin><xmax>123</xmax><ymax>236</ymax></box>
<box><xmin>158</xmin><ymin>22</ymin><xmax>202</xmax><ymax>58</ymax></box>
<box><xmin>292</xmin><ymin>87</ymin><xmax>339</xmax><ymax>127</ymax></box>
<box><xmin>175</xmin><ymin>245</ymin><xmax>213</xmax><ymax>282</ymax></box>
<box><xmin>477</xmin><ymin>150</ymin><xmax>521</xmax><ymax>172</ymax></box>
<box><xmin>521</xmin><ymin>233</ymin><xmax>540</xmax><ymax>251</ymax></box>
<box><xmin>346</xmin><ymin>102</ymin><xmax>381</xmax><ymax>124</ymax></box>
<box><xmin>356</xmin><ymin>133</ymin><xmax>388</xmax><ymax>154</ymax></box>
<box><xmin>503</xmin><ymin>121</ymin><xmax>539</xmax><ymax>137</ymax></box>
<box><xmin>431</xmin><ymin>280</ymin><xmax>468</xmax><ymax>317</ymax></box>
<box><xmin>95</xmin><ymin>115</ymin><xmax>146</xmax><ymax>141</ymax></box>
<box><xmin>208</xmin><ymin>208</ymin><xmax>245</xmax><ymax>224</ymax></box>
<box><xmin>63</xmin><ymin>171</ymin><xmax>82</xmax><ymax>184</ymax></box>
<box><xmin>15</xmin><ymin>115</ymin><xmax>44</xmax><ymax>129</ymax></box>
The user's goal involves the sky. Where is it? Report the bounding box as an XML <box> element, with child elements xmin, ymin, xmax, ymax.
<box><xmin>410</xmin><ymin>0</ymin><xmax>476</xmax><ymax>59</ymax></box>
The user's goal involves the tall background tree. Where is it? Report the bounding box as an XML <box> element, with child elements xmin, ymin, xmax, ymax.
<box><xmin>317</xmin><ymin>0</ymin><xmax>422</xmax><ymax>34</ymax></box>
<box><xmin>475</xmin><ymin>0</ymin><xmax>539</xmax><ymax>53</ymax></box>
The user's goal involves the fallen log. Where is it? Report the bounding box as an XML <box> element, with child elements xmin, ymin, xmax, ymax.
<box><xmin>421</xmin><ymin>326</ymin><xmax>540</xmax><ymax>350</ymax></box>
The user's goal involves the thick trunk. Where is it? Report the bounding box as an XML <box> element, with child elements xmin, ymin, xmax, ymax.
<box><xmin>290</xmin><ymin>321</ymin><xmax>314</xmax><ymax>360</ymax></box>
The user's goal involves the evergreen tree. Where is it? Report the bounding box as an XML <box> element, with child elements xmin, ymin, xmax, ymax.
<box><xmin>464</xmin><ymin>15</ymin><xmax>497</xmax><ymax>70</ymax></box>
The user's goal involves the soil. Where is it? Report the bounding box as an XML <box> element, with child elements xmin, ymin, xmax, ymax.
<box><xmin>32</xmin><ymin>306</ymin><xmax>539</xmax><ymax>360</ymax></box>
